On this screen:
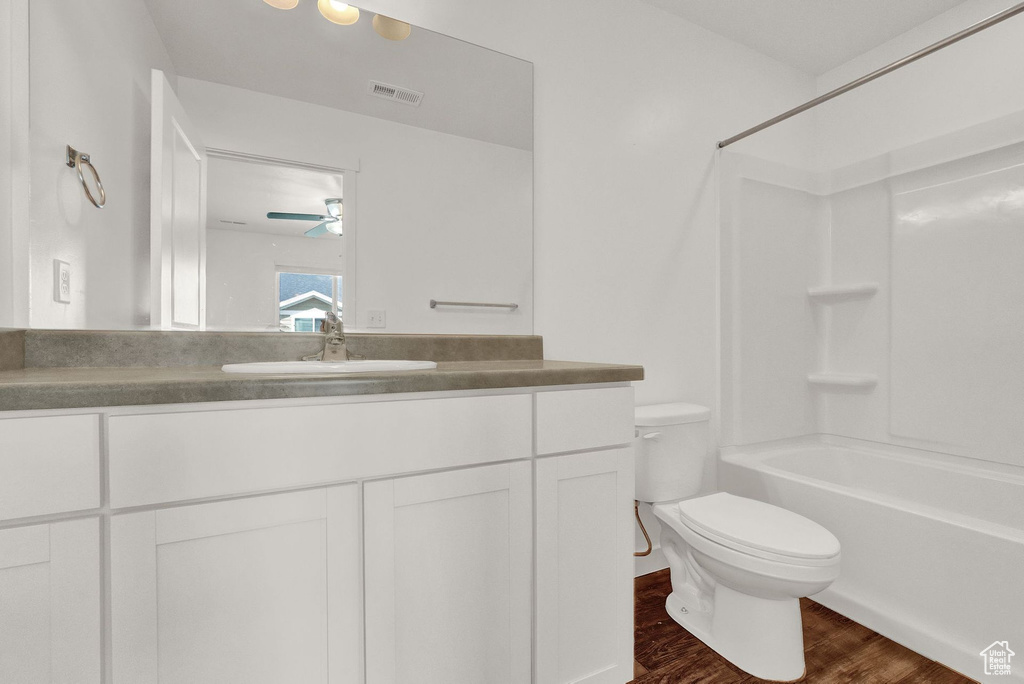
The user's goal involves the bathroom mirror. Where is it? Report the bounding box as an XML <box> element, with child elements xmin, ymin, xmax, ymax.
<box><xmin>10</xmin><ymin>0</ymin><xmax>533</xmax><ymax>335</ymax></box>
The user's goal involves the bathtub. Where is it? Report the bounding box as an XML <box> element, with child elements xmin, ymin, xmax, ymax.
<box><xmin>719</xmin><ymin>437</ymin><xmax>1024</xmax><ymax>682</ymax></box>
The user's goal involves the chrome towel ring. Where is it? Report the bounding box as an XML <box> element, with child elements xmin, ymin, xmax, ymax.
<box><xmin>66</xmin><ymin>145</ymin><xmax>106</xmax><ymax>208</ymax></box>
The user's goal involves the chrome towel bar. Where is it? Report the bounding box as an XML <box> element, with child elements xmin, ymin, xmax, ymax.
<box><xmin>430</xmin><ymin>299</ymin><xmax>518</xmax><ymax>310</ymax></box>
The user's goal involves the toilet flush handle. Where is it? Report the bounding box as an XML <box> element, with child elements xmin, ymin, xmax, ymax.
<box><xmin>642</xmin><ymin>431</ymin><xmax>662</xmax><ymax>441</ymax></box>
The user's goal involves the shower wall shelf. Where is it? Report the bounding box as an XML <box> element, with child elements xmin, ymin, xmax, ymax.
<box><xmin>807</xmin><ymin>282</ymin><xmax>878</xmax><ymax>302</ymax></box>
<box><xmin>807</xmin><ymin>373</ymin><xmax>878</xmax><ymax>389</ymax></box>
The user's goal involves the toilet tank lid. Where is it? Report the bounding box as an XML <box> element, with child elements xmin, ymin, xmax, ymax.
<box><xmin>635</xmin><ymin>403</ymin><xmax>710</xmax><ymax>426</ymax></box>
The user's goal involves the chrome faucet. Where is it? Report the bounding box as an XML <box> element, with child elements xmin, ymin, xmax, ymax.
<box><xmin>303</xmin><ymin>312</ymin><xmax>349</xmax><ymax>361</ymax></box>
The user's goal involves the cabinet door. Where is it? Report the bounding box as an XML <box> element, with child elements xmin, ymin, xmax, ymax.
<box><xmin>535</xmin><ymin>448</ymin><xmax>634</xmax><ymax>684</ymax></box>
<box><xmin>110</xmin><ymin>485</ymin><xmax>361</xmax><ymax>684</ymax></box>
<box><xmin>0</xmin><ymin>518</ymin><xmax>101</xmax><ymax>683</ymax></box>
<box><xmin>364</xmin><ymin>462</ymin><xmax>532</xmax><ymax>684</ymax></box>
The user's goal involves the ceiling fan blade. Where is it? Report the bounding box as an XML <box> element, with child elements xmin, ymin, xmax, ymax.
<box><xmin>325</xmin><ymin>198</ymin><xmax>343</xmax><ymax>219</ymax></box>
<box><xmin>304</xmin><ymin>222</ymin><xmax>332</xmax><ymax>238</ymax></box>
<box><xmin>268</xmin><ymin>212</ymin><xmax>329</xmax><ymax>221</ymax></box>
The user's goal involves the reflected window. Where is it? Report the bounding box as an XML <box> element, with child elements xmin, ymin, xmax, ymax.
<box><xmin>277</xmin><ymin>271</ymin><xmax>342</xmax><ymax>333</ymax></box>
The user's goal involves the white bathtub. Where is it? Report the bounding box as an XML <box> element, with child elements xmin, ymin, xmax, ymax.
<box><xmin>719</xmin><ymin>438</ymin><xmax>1024</xmax><ymax>682</ymax></box>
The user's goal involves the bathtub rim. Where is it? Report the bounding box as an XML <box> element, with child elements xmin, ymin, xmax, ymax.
<box><xmin>720</xmin><ymin>434</ymin><xmax>1024</xmax><ymax>544</ymax></box>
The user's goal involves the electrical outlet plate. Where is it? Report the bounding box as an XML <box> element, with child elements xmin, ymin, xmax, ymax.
<box><xmin>54</xmin><ymin>260</ymin><xmax>71</xmax><ymax>303</ymax></box>
<box><xmin>367</xmin><ymin>310</ymin><xmax>386</xmax><ymax>328</ymax></box>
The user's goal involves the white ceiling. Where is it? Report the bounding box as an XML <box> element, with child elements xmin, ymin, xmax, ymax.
<box><xmin>641</xmin><ymin>0</ymin><xmax>968</xmax><ymax>75</ymax></box>
<box><xmin>143</xmin><ymin>0</ymin><xmax>533</xmax><ymax>150</ymax></box>
<box><xmin>206</xmin><ymin>157</ymin><xmax>344</xmax><ymax>238</ymax></box>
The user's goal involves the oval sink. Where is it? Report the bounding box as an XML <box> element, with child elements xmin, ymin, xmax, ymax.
<box><xmin>221</xmin><ymin>360</ymin><xmax>438</xmax><ymax>374</ymax></box>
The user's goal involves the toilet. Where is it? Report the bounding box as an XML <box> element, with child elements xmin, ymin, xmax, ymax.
<box><xmin>635</xmin><ymin>403</ymin><xmax>840</xmax><ymax>682</ymax></box>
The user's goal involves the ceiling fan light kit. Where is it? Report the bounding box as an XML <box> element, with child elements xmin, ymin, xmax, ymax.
<box><xmin>263</xmin><ymin>0</ymin><xmax>411</xmax><ymax>40</ymax></box>
<box><xmin>267</xmin><ymin>198</ymin><xmax>343</xmax><ymax>238</ymax></box>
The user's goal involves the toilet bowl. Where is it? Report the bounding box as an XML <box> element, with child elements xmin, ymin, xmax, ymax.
<box><xmin>653</xmin><ymin>492</ymin><xmax>840</xmax><ymax>681</ymax></box>
<box><xmin>634</xmin><ymin>404</ymin><xmax>841</xmax><ymax>681</ymax></box>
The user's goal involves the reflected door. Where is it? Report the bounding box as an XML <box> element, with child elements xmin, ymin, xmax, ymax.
<box><xmin>151</xmin><ymin>69</ymin><xmax>207</xmax><ymax>330</ymax></box>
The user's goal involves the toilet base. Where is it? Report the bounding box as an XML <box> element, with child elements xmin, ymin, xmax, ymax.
<box><xmin>665</xmin><ymin>585</ymin><xmax>806</xmax><ymax>682</ymax></box>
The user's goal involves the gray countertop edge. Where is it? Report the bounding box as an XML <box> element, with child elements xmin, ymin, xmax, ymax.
<box><xmin>0</xmin><ymin>363</ymin><xmax>644</xmax><ymax>412</ymax></box>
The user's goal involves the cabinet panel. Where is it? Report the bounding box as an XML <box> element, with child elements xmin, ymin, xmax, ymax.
<box><xmin>0</xmin><ymin>518</ymin><xmax>101</xmax><ymax>684</ymax></box>
<box><xmin>364</xmin><ymin>462</ymin><xmax>532</xmax><ymax>684</ymax></box>
<box><xmin>535</xmin><ymin>449</ymin><xmax>634</xmax><ymax>684</ymax></box>
<box><xmin>536</xmin><ymin>387</ymin><xmax>634</xmax><ymax>455</ymax></box>
<box><xmin>0</xmin><ymin>414</ymin><xmax>100</xmax><ymax>520</ymax></box>
<box><xmin>109</xmin><ymin>394</ymin><xmax>531</xmax><ymax>507</ymax></box>
<box><xmin>111</xmin><ymin>486</ymin><xmax>361</xmax><ymax>684</ymax></box>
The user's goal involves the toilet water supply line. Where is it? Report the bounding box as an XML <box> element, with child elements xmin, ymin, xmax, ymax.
<box><xmin>634</xmin><ymin>501</ymin><xmax>653</xmax><ymax>557</ymax></box>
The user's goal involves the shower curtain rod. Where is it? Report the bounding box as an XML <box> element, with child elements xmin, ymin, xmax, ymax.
<box><xmin>717</xmin><ymin>1</ymin><xmax>1024</xmax><ymax>148</ymax></box>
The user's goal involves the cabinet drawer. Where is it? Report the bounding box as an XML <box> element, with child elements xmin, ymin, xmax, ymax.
<box><xmin>109</xmin><ymin>394</ymin><xmax>532</xmax><ymax>508</ymax></box>
<box><xmin>0</xmin><ymin>415</ymin><xmax>101</xmax><ymax>520</ymax></box>
<box><xmin>535</xmin><ymin>387</ymin><xmax>634</xmax><ymax>456</ymax></box>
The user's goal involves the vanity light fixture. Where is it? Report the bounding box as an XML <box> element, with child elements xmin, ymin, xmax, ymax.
<box><xmin>372</xmin><ymin>14</ymin><xmax>412</xmax><ymax>41</ymax></box>
<box><xmin>263</xmin><ymin>0</ymin><xmax>411</xmax><ymax>40</ymax></box>
<box><xmin>317</xmin><ymin>0</ymin><xmax>360</xmax><ymax>25</ymax></box>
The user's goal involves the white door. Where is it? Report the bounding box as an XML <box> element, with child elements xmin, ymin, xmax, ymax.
<box><xmin>364</xmin><ymin>462</ymin><xmax>532</xmax><ymax>684</ymax></box>
<box><xmin>151</xmin><ymin>69</ymin><xmax>206</xmax><ymax>330</ymax></box>
<box><xmin>0</xmin><ymin>518</ymin><xmax>101</xmax><ymax>683</ymax></box>
<box><xmin>535</xmin><ymin>448</ymin><xmax>635</xmax><ymax>684</ymax></box>
<box><xmin>110</xmin><ymin>486</ymin><xmax>362</xmax><ymax>684</ymax></box>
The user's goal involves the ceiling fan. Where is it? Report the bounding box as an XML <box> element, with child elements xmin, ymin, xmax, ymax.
<box><xmin>267</xmin><ymin>198</ymin><xmax>343</xmax><ymax>237</ymax></box>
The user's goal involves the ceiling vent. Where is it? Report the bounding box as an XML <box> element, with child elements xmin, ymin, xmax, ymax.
<box><xmin>368</xmin><ymin>80</ymin><xmax>423</xmax><ymax>107</ymax></box>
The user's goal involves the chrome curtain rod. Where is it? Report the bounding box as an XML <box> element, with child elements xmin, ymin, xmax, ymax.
<box><xmin>717</xmin><ymin>1</ymin><xmax>1024</xmax><ymax>148</ymax></box>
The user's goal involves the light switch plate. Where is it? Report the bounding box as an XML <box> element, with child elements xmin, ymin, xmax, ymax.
<box><xmin>367</xmin><ymin>310</ymin><xmax>386</xmax><ymax>328</ymax></box>
<box><xmin>54</xmin><ymin>260</ymin><xmax>72</xmax><ymax>303</ymax></box>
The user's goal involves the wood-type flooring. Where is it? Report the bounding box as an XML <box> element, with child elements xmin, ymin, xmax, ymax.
<box><xmin>631</xmin><ymin>570</ymin><xmax>977</xmax><ymax>684</ymax></box>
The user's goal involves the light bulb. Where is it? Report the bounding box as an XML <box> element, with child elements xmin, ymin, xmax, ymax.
<box><xmin>373</xmin><ymin>14</ymin><xmax>411</xmax><ymax>41</ymax></box>
<box><xmin>263</xmin><ymin>0</ymin><xmax>299</xmax><ymax>9</ymax></box>
<box><xmin>318</xmin><ymin>0</ymin><xmax>359</xmax><ymax>25</ymax></box>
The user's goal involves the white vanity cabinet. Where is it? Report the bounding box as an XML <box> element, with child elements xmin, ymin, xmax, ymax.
<box><xmin>534</xmin><ymin>388</ymin><xmax>636</xmax><ymax>684</ymax></box>
<box><xmin>0</xmin><ymin>412</ymin><xmax>103</xmax><ymax>684</ymax></box>
<box><xmin>0</xmin><ymin>382</ymin><xmax>637</xmax><ymax>684</ymax></box>
<box><xmin>364</xmin><ymin>462</ymin><xmax>533</xmax><ymax>684</ymax></box>
<box><xmin>110</xmin><ymin>485</ymin><xmax>363</xmax><ymax>684</ymax></box>
<box><xmin>108</xmin><ymin>483</ymin><xmax>362</xmax><ymax>684</ymax></box>
<box><xmin>0</xmin><ymin>518</ymin><xmax>102</xmax><ymax>684</ymax></box>
<box><xmin>535</xmin><ymin>450</ymin><xmax>635</xmax><ymax>684</ymax></box>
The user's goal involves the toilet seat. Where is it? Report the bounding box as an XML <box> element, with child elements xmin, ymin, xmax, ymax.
<box><xmin>676</xmin><ymin>493</ymin><xmax>840</xmax><ymax>565</ymax></box>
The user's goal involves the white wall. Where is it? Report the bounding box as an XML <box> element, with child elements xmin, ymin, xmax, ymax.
<box><xmin>26</xmin><ymin>0</ymin><xmax>177</xmax><ymax>330</ymax></box>
<box><xmin>811</xmin><ymin>0</ymin><xmax>1024</xmax><ymax>470</ymax></box>
<box><xmin>357</xmin><ymin>0</ymin><xmax>814</xmax><ymax>404</ymax></box>
<box><xmin>721</xmin><ymin>0</ymin><xmax>1024</xmax><ymax>473</ymax></box>
<box><xmin>812</xmin><ymin>0</ymin><xmax>1024</xmax><ymax>171</ymax></box>
<box><xmin>176</xmin><ymin>78</ymin><xmax>534</xmax><ymax>335</ymax></box>
<box><xmin>720</xmin><ymin>173</ymin><xmax>825</xmax><ymax>446</ymax></box>
<box><xmin>206</xmin><ymin>229</ymin><xmax>346</xmax><ymax>332</ymax></box>
<box><xmin>350</xmin><ymin>0</ymin><xmax>814</xmax><ymax>571</ymax></box>
<box><xmin>10</xmin><ymin>0</ymin><xmax>815</xmax><ymax>383</ymax></box>
<box><xmin>0</xmin><ymin>1</ymin><xmax>14</xmax><ymax>328</ymax></box>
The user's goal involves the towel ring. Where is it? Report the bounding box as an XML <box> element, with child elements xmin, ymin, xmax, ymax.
<box><xmin>66</xmin><ymin>145</ymin><xmax>106</xmax><ymax>209</ymax></box>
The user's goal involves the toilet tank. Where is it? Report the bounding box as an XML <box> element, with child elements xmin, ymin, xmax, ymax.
<box><xmin>634</xmin><ymin>403</ymin><xmax>711</xmax><ymax>504</ymax></box>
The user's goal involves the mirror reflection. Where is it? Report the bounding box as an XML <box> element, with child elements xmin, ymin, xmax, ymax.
<box><xmin>20</xmin><ymin>0</ymin><xmax>533</xmax><ymax>334</ymax></box>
